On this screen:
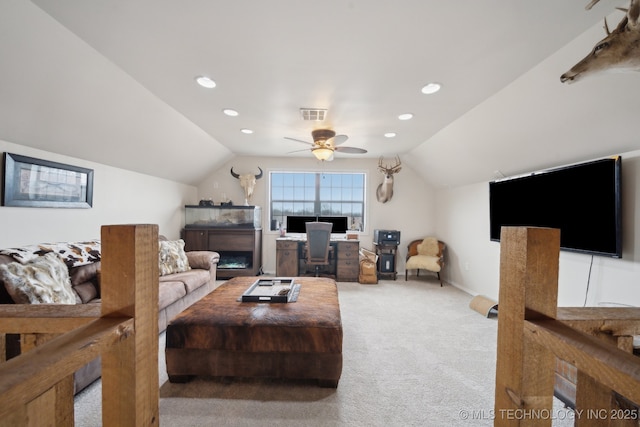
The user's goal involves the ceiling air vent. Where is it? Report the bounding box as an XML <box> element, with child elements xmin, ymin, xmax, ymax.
<box><xmin>300</xmin><ymin>108</ymin><xmax>327</xmax><ymax>121</ymax></box>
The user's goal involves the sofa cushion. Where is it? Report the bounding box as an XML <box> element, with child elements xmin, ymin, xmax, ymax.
<box><xmin>159</xmin><ymin>280</ymin><xmax>187</xmax><ymax>310</ymax></box>
<box><xmin>0</xmin><ymin>241</ymin><xmax>101</xmax><ymax>268</ymax></box>
<box><xmin>69</xmin><ymin>261</ymin><xmax>100</xmax><ymax>285</ymax></box>
<box><xmin>185</xmin><ymin>251</ymin><xmax>220</xmax><ymax>270</ymax></box>
<box><xmin>69</xmin><ymin>262</ymin><xmax>101</xmax><ymax>303</ymax></box>
<box><xmin>405</xmin><ymin>254</ymin><xmax>442</xmax><ymax>272</ymax></box>
<box><xmin>72</xmin><ymin>281</ymin><xmax>98</xmax><ymax>303</ymax></box>
<box><xmin>0</xmin><ymin>253</ymin><xmax>77</xmax><ymax>304</ymax></box>
<box><xmin>158</xmin><ymin>240</ymin><xmax>191</xmax><ymax>276</ymax></box>
<box><xmin>159</xmin><ymin>269</ymin><xmax>210</xmax><ymax>293</ymax></box>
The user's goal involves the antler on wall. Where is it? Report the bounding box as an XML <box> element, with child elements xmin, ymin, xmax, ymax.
<box><xmin>376</xmin><ymin>156</ymin><xmax>402</xmax><ymax>204</ymax></box>
<box><xmin>561</xmin><ymin>0</ymin><xmax>640</xmax><ymax>83</ymax></box>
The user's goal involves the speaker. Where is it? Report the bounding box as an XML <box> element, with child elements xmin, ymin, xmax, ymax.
<box><xmin>379</xmin><ymin>253</ymin><xmax>395</xmax><ymax>272</ymax></box>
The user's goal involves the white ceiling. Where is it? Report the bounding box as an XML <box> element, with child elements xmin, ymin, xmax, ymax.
<box><xmin>1</xmin><ymin>1</ymin><xmax>639</xmax><ymax>187</ymax></box>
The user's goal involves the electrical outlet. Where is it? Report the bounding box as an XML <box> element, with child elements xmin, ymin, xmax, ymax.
<box><xmin>464</xmin><ymin>262</ymin><xmax>470</xmax><ymax>271</ymax></box>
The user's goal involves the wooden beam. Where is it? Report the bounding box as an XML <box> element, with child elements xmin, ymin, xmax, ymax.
<box><xmin>0</xmin><ymin>224</ymin><xmax>160</xmax><ymax>426</ymax></box>
<box><xmin>557</xmin><ymin>307</ymin><xmax>640</xmax><ymax>339</ymax></box>
<box><xmin>525</xmin><ymin>318</ymin><xmax>640</xmax><ymax>405</ymax></box>
<box><xmin>101</xmin><ymin>224</ymin><xmax>159</xmax><ymax>427</ymax></box>
<box><xmin>0</xmin><ymin>317</ymin><xmax>133</xmax><ymax>417</ymax></box>
<box><xmin>494</xmin><ymin>227</ymin><xmax>560</xmax><ymax>427</ymax></box>
<box><xmin>0</xmin><ymin>305</ymin><xmax>101</xmax><ymax>334</ymax></box>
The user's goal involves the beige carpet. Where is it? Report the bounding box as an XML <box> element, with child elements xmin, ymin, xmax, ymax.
<box><xmin>74</xmin><ymin>278</ymin><xmax>573</xmax><ymax>426</ymax></box>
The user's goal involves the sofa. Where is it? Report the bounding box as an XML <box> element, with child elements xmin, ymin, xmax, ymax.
<box><xmin>0</xmin><ymin>237</ymin><xmax>219</xmax><ymax>393</ymax></box>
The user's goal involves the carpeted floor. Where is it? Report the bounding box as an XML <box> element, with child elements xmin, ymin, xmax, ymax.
<box><xmin>74</xmin><ymin>278</ymin><xmax>574</xmax><ymax>426</ymax></box>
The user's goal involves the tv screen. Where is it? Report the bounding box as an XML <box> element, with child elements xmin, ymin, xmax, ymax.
<box><xmin>285</xmin><ymin>215</ymin><xmax>317</xmax><ymax>234</ymax></box>
<box><xmin>489</xmin><ymin>156</ymin><xmax>622</xmax><ymax>258</ymax></box>
<box><xmin>318</xmin><ymin>216</ymin><xmax>349</xmax><ymax>234</ymax></box>
<box><xmin>285</xmin><ymin>215</ymin><xmax>349</xmax><ymax>234</ymax></box>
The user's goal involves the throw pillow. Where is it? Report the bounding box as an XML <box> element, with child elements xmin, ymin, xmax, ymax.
<box><xmin>158</xmin><ymin>239</ymin><xmax>191</xmax><ymax>276</ymax></box>
<box><xmin>0</xmin><ymin>252</ymin><xmax>77</xmax><ymax>304</ymax></box>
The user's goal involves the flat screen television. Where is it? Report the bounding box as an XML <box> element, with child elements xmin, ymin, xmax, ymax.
<box><xmin>318</xmin><ymin>216</ymin><xmax>349</xmax><ymax>234</ymax></box>
<box><xmin>489</xmin><ymin>156</ymin><xmax>622</xmax><ymax>258</ymax></box>
<box><xmin>285</xmin><ymin>215</ymin><xmax>349</xmax><ymax>234</ymax></box>
<box><xmin>285</xmin><ymin>215</ymin><xmax>317</xmax><ymax>234</ymax></box>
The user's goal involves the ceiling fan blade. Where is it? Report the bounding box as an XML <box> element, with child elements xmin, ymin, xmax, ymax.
<box><xmin>331</xmin><ymin>134</ymin><xmax>349</xmax><ymax>146</ymax></box>
<box><xmin>335</xmin><ymin>146</ymin><xmax>367</xmax><ymax>154</ymax></box>
<box><xmin>286</xmin><ymin>148</ymin><xmax>313</xmax><ymax>154</ymax></box>
<box><xmin>284</xmin><ymin>137</ymin><xmax>314</xmax><ymax>146</ymax></box>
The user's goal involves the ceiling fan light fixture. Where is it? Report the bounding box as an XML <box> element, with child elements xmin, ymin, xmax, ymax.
<box><xmin>312</xmin><ymin>147</ymin><xmax>334</xmax><ymax>161</ymax></box>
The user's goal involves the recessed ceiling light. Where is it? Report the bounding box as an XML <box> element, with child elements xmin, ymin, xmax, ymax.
<box><xmin>241</xmin><ymin>129</ymin><xmax>253</xmax><ymax>134</ymax></box>
<box><xmin>195</xmin><ymin>76</ymin><xmax>216</xmax><ymax>89</ymax></box>
<box><xmin>421</xmin><ymin>82</ymin><xmax>441</xmax><ymax>94</ymax></box>
<box><xmin>384</xmin><ymin>132</ymin><xmax>397</xmax><ymax>138</ymax></box>
<box><xmin>223</xmin><ymin>109</ymin><xmax>239</xmax><ymax>117</ymax></box>
<box><xmin>398</xmin><ymin>113</ymin><xmax>413</xmax><ymax>121</ymax></box>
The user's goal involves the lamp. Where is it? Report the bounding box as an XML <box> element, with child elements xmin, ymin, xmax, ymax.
<box><xmin>312</xmin><ymin>147</ymin><xmax>334</xmax><ymax>161</ymax></box>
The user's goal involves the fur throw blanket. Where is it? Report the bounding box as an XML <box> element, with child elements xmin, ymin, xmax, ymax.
<box><xmin>417</xmin><ymin>237</ymin><xmax>440</xmax><ymax>257</ymax></box>
<box><xmin>0</xmin><ymin>240</ymin><xmax>100</xmax><ymax>268</ymax></box>
<box><xmin>0</xmin><ymin>253</ymin><xmax>77</xmax><ymax>304</ymax></box>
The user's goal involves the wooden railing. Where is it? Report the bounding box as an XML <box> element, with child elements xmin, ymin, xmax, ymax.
<box><xmin>494</xmin><ymin>227</ymin><xmax>640</xmax><ymax>427</ymax></box>
<box><xmin>0</xmin><ymin>224</ymin><xmax>159</xmax><ymax>426</ymax></box>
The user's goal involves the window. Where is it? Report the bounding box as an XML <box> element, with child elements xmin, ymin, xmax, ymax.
<box><xmin>270</xmin><ymin>171</ymin><xmax>366</xmax><ymax>232</ymax></box>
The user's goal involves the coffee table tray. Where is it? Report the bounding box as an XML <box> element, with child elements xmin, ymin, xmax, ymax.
<box><xmin>241</xmin><ymin>278</ymin><xmax>300</xmax><ymax>303</ymax></box>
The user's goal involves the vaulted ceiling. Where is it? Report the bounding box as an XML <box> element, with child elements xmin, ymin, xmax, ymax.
<box><xmin>1</xmin><ymin>1</ymin><xmax>638</xmax><ymax>188</ymax></box>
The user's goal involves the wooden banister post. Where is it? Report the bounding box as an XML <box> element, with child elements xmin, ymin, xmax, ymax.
<box><xmin>494</xmin><ymin>227</ymin><xmax>560</xmax><ymax>427</ymax></box>
<box><xmin>101</xmin><ymin>224</ymin><xmax>159</xmax><ymax>427</ymax></box>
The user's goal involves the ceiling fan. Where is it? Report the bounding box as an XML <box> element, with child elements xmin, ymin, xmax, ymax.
<box><xmin>285</xmin><ymin>129</ymin><xmax>367</xmax><ymax>161</ymax></box>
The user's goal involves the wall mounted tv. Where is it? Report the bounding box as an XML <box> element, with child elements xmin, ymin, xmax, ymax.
<box><xmin>489</xmin><ymin>156</ymin><xmax>622</xmax><ymax>258</ymax></box>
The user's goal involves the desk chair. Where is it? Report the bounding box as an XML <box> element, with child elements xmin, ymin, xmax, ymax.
<box><xmin>305</xmin><ymin>222</ymin><xmax>333</xmax><ymax>277</ymax></box>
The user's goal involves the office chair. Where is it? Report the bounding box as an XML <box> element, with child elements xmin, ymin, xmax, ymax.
<box><xmin>304</xmin><ymin>221</ymin><xmax>333</xmax><ymax>277</ymax></box>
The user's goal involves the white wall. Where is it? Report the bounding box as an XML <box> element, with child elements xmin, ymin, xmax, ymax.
<box><xmin>0</xmin><ymin>140</ymin><xmax>198</xmax><ymax>247</ymax></box>
<box><xmin>197</xmin><ymin>156</ymin><xmax>436</xmax><ymax>275</ymax></box>
<box><xmin>436</xmin><ymin>150</ymin><xmax>640</xmax><ymax>307</ymax></box>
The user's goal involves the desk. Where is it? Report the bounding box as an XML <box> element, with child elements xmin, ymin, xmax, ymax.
<box><xmin>276</xmin><ymin>238</ymin><xmax>359</xmax><ymax>282</ymax></box>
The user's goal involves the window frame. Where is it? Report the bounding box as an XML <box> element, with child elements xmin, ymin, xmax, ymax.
<box><xmin>268</xmin><ymin>169</ymin><xmax>367</xmax><ymax>234</ymax></box>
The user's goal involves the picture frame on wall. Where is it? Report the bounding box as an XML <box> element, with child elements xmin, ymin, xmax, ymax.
<box><xmin>2</xmin><ymin>152</ymin><xmax>94</xmax><ymax>208</ymax></box>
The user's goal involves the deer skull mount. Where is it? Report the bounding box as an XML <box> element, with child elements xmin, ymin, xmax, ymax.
<box><xmin>230</xmin><ymin>167</ymin><xmax>263</xmax><ymax>205</ymax></box>
<box><xmin>376</xmin><ymin>156</ymin><xmax>402</xmax><ymax>204</ymax></box>
<box><xmin>561</xmin><ymin>0</ymin><xmax>640</xmax><ymax>83</ymax></box>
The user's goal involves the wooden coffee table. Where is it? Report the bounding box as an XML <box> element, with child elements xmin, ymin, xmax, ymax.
<box><xmin>165</xmin><ymin>276</ymin><xmax>343</xmax><ymax>387</ymax></box>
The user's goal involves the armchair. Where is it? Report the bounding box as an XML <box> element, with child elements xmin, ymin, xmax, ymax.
<box><xmin>405</xmin><ymin>237</ymin><xmax>445</xmax><ymax>286</ymax></box>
